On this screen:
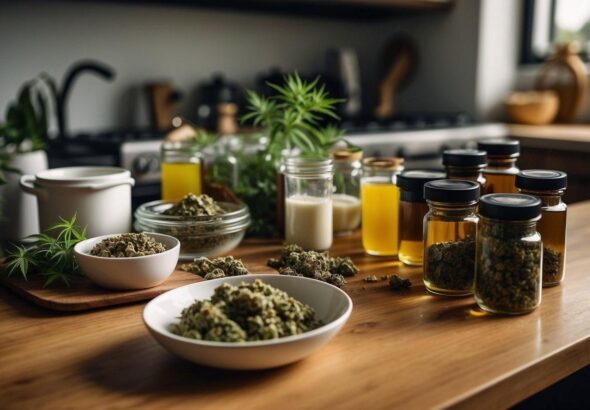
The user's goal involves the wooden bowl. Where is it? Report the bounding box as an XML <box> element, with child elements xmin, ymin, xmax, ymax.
<box><xmin>505</xmin><ymin>91</ymin><xmax>559</xmax><ymax>125</ymax></box>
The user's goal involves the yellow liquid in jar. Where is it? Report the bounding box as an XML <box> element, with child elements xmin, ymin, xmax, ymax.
<box><xmin>361</xmin><ymin>181</ymin><xmax>400</xmax><ymax>256</ymax></box>
<box><xmin>399</xmin><ymin>240</ymin><xmax>423</xmax><ymax>266</ymax></box>
<box><xmin>538</xmin><ymin>207</ymin><xmax>567</xmax><ymax>286</ymax></box>
<box><xmin>161</xmin><ymin>162</ymin><xmax>202</xmax><ymax>202</ymax></box>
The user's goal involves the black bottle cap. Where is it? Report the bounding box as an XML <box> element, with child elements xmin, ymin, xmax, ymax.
<box><xmin>477</xmin><ymin>139</ymin><xmax>520</xmax><ymax>156</ymax></box>
<box><xmin>515</xmin><ymin>169</ymin><xmax>567</xmax><ymax>191</ymax></box>
<box><xmin>397</xmin><ymin>170</ymin><xmax>446</xmax><ymax>202</ymax></box>
<box><xmin>424</xmin><ymin>179</ymin><xmax>480</xmax><ymax>203</ymax></box>
<box><xmin>479</xmin><ymin>193</ymin><xmax>541</xmax><ymax>220</ymax></box>
<box><xmin>443</xmin><ymin>149</ymin><xmax>487</xmax><ymax>167</ymax></box>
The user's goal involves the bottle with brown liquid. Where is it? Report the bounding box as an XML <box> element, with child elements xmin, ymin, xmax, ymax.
<box><xmin>443</xmin><ymin>149</ymin><xmax>488</xmax><ymax>193</ymax></box>
<box><xmin>478</xmin><ymin>139</ymin><xmax>520</xmax><ymax>194</ymax></box>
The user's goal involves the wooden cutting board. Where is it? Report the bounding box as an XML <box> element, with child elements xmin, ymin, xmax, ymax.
<box><xmin>0</xmin><ymin>269</ymin><xmax>202</xmax><ymax>312</ymax></box>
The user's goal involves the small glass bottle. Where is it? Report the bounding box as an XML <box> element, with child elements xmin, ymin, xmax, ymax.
<box><xmin>161</xmin><ymin>142</ymin><xmax>203</xmax><ymax>202</ymax></box>
<box><xmin>443</xmin><ymin>149</ymin><xmax>488</xmax><ymax>193</ymax></box>
<box><xmin>361</xmin><ymin>157</ymin><xmax>404</xmax><ymax>256</ymax></box>
<box><xmin>478</xmin><ymin>139</ymin><xmax>520</xmax><ymax>194</ymax></box>
<box><xmin>475</xmin><ymin>194</ymin><xmax>542</xmax><ymax>314</ymax></box>
<box><xmin>332</xmin><ymin>149</ymin><xmax>363</xmax><ymax>235</ymax></box>
<box><xmin>423</xmin><ymin>180</ymin><xmax>480</xmax><ymax>296</ymax></box>
<box><xmin>516</xmin><ymin>170</ymin><xmax>567</xmax><ymax>287</ymax></box>
<box><xmin>397</xmin><ymin>170</ymin><xmax>446</xmax><ymax>266</ymax></box>
<box><xmin>284</xmin><ymin>157</ymin><xmax>333</xmax><ymax>250</ymax></box>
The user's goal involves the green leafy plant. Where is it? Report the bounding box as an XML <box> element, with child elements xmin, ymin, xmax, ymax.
<box><xmin>3</xmin><ymin>215</ymin><xmax>87</xmax><ymax>287</ymax></box>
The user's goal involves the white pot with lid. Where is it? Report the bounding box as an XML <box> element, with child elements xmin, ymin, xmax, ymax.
<box><xmin>20</xmin><ymin>167</ymin><xmax>135</xmax><ymax>238</ymax></box>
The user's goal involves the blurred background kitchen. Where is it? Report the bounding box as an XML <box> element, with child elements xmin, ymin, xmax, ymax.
<box><xmin>1</xmin><ymin>0</ymin><xmax>588</xmax><ymax>208</ymax></box>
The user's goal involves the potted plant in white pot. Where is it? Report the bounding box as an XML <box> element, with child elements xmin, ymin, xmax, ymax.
<box><xmin>0</xmin><ymin>76</ymin><xmax>52</xmax><ymax>241</ymax></box>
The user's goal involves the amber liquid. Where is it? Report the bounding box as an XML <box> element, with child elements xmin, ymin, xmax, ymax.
<box><xmin>161</xmin><ymin>162</ymin><xmax>202</xmax><ymax>202</ymax></box>
<box><xmin>483</xmin><ymin>172</ymin><xmax>518</xmax><ymax>194</ymax></box>
<box><xmin>398</xmin><ymin>201</ymin><xmax>428</xmax><ymax>265</ymax></box>
<box><xmin>361</xmin><ymin>179</ymin><xmax>400</xmax><ymax>256</ymax></box>
<box><xmin>537</xmin><ymin>207</ymin><xmax>567</xmax><ymax>286</ymax></box>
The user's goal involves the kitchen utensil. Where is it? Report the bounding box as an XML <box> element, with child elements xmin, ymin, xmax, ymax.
<box><xmin>74</xmin><ymin>233</ymin><xmax>180</xmax><ymax>290</ymax></box>
<box><xmin>20</xmin><ymin>166</ymin><xmax>134</xmax><ymax>238</ymax></box>
<box><xmin>143</xmin><ymin>274</ymin><xmax>353</xmax><ymax>370</ymax></box>
<box><xmin>196</xmin><ymin>74</ymin><xmax>241</xmax><ymax>131</ymax></box>
<box><xmin>326</xmin><ymin>48</ymin><xmax>362</xmax><ymax>118</ymax></box>
<box><xmin>505</xmin><ymin>91</ymin><xmax>559</xmax><ymax>125</ymax></box>
<box><xmin>146</xmin><ymin>82</ymin><xmax>182</xmax><ymax>130</ymax></box>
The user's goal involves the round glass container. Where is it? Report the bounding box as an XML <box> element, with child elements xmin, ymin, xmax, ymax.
<box><xmin>161</xmin><ymin>142</ymin><xmax>203</xmax><ymax>202</ymax></box>
<box><xmin>475</xmin><ymin>194</ymin><xmax>542</xmax><ymax>315</ymax></box>
<box><xmin>423</xmin><ymin>179</ymin><xmax>480</xmax><ymax>296</ymax></box>
<box><xmin>396</xmin><ymin>170</ymin><xmax>446</xmax><ymax>266</ymax></box>
<box><xmin>477</xmin><ymin>139</ymin><xmax>520</xmax><ymax>194</ymax></box>
<box><xmin>516</xmin><ymin>169</ymin><xmax>567</xmax><ymax>287</ymax></box>
<box><xmin>283</xmin><ymin>157</ymin><xmax>334</xmax><ymax>250</ymax></box>
<box><xmin>361</xmin><ymin>157</ymin><xmax>405</xmax><ymax>256</ymax></box>
<box><xmin>443</xmin><ymin>149</ymin><xmax>488</xmax><ymax>192</ymax></box>
<box><xmin>332</xmin><ymin>149</ymin><xmax>363</xmax><ymax>235</ymax></box>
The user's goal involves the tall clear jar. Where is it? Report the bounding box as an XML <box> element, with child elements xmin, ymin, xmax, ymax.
<box><xmin>443</xmin><ymin>149</ymin><xmax>488</xmax><ymax>193</ymax></box>
<box><xmin>423</xmin><ymin>180</ymin><xmax>480</xmax><ymax>296</ymax></box>
<box><xmin>284</xmin><ymin>157</ymin><xmax>333</xmax><ymax>250</ymax></box>
<box><xmin>516</xmin><ymin>170</ymin><xmax>567</xmax><ymax>287</ymax></box>
<box><xmin>478</xmin><ymin>139</ymin><xmax>520</xmax><ymax>194</ymax></box>
<box><xmin>361</xmin><ymin>157</ymin><xmax>404</xmax><ymax>256</ymax></box>
<box><xmin>161</xmin><ymin>142</ymin><xmax>203</xmax><ymax>202</ymax></box>
<box><xmin>396</xmin><ymin>170</ymin><xmax>446</xmax><ymax>266</ymax></box>
<box><xmin>475</xmin><ymin>194</ymin><xmax>542</xmax><ymax>314</ymax></box>
<box><xmin>332</xmin><ymin>149</ymin><xmax>362</xmax><ymax>234</ymax></box>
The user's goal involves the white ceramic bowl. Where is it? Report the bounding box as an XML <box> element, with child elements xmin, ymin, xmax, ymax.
<box><xmin>143</xmin><ymin>274</ymin><xmax>353</xmax><ymax>370</ymax></box>
<box><xmin>74</xmin><ymin>232</ymin><xmax>180</xmax><ymax>290</ymax></box>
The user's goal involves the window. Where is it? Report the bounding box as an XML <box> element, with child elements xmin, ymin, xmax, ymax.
<box><xmin>521</xmin><ymin>0</ymin><xmax>590</xmax><ymax>63</ymax></box>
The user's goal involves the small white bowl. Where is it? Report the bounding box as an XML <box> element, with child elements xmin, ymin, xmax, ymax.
<box><xmin>143</xmin><ymin>274</ymin><xmax>353</xmax><ymax>370</ymax></box>
<box><xmin>74</xmin><ymin>232</ymin><xmax>180</xmax><ymax>290</ymax></box>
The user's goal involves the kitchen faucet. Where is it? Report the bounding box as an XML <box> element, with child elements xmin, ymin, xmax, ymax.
<box><xmin>56</xmin><ymin>60</ymin><xmax>115</xmax><ymax>138</ymax></box>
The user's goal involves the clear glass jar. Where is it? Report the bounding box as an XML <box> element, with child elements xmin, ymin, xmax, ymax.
<box><xmin>516</xmin><ymin>170</ymin><xmax>567</xmax><ymax>287</ymax></box>
<box><xmin>361</xmin><ymin>157</ymin><xmax>405</xmax><ymax>256</ymax></box>
<box><xmin>478</xmin><ymin>139</ymin><xmax>520</xmax><ymax>194</ymax></box>
<box><xmin>332</xmin><ymin>149</ymin><xmax>363</xmax><ymax>234</ymax></box>
<box><xmin>161</xmin><ymin>142</ymin><xmax>203</xmax><ymax>202</ymax></box>
<box><xmin>443</xmin><ymin>149</ymin><xmax>488</xmax><ymax>193</ymax></box>
<box><xmin>475</xmin><ymin>194</ymin><xmax>542</xmax><ymax>315</ymax></box>
<box><xmin>396</xmin><ymin>170</ymin><xmax>446</xmax><ymax>266</ymax></box>
<box><xmin>423</xmin><ymin>180</ymin><xmax>480</xmax><ymax>296</ymax></box>
<box><xmin>284</xmin><ymin>157</ymin><xmax>333</xmax><ymax>250</ymax></box>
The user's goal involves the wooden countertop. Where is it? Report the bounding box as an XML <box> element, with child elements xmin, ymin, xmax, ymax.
<box><xmin>2</xmin><ymin>202</ymin><xmax>590</xmax><ymax>409</ymax></box>
<box><xmin>508</xmin><ymin>123</ymin><xmax>590</xmax><ymax>151</ymax></box>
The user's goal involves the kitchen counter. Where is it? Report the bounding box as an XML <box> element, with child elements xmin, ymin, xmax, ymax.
<box><xmin>2</xmin><ymin>201</ymin><xmax>590</xmax><ymax>409</ymax></box>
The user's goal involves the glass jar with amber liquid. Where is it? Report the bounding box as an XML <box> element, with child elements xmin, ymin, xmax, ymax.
<box><xmin>443</xmin><ymin>149</ymin><xmax>488</xmax><ymax>193</ymax></box>
<box><xmin>516</xmin><ymin>170</ymin><xmax>567</xmax><ymax>286</ymax></box>
<box><xmin>161</xmin><ymin>142</ymin><xmax>203</xmax><ymax>202</ymax></box>
<box><xmin>478</xmin><ymin>139</ymin><xmax>520</xmax><ymax>194</ymax></box>
<box><xmin>396</xmin><ymin>170</ymin><xmax>446</xmax><ymax>266</ymax></box>
<box><xmin>423</xmin><ymin>180</ymin><xmax>480</xmax><ymax>296</ymax></box>
<box><xmin>361</xmin><ymin>157</ymin><xmax>404</xmax><ymax>256</ymax></box>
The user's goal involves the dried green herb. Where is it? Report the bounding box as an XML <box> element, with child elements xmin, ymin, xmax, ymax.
<box><xmin>163</xmin><ymin>193</ymin><xmax>226</xmax><ymax>217</ymax></box>
<box><xmin>425</xmin><ymin>238</ymin><xmax>475</xmax><ymax>292</ymax></box>
<box><xmin>364</xmin><ymin>275</ymin><xmax>379</xmax><ymax>283</ymax></box>
<box><xmin>170</xmin><ymin>279</ymin><xmax>323</xmax><ymax>342</ymax></box>
<box><xmin>543</xmin><ymin>247</ymin><xmax>562</xmax><ymax>284</ymax></box>
<box><xmin>90</xmin><ymin>233</ymin><xmax>166</xmax><ymax>258</ymax></box>
<box><xmin>389</xmin><ymin>274</ymin><xmax>412</xmax><ymax>291</ymax></box>
<box><xmin>181</xmin><ymin>256</ymin><xmax>249</xmax><ymax>280</ymax></box>
<box><xmin>267</xmin><ymin>244</ymin><xmax>358</xmax><ymax>287</ymax></box>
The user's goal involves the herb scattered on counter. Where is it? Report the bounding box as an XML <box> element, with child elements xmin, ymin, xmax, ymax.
<box><xmin>163</xmin><ymin>193</ymin><xmax>226</xmax><ymax>217</ymax></box>
<box><xmin>389</xmin><ymin>274</ymin><xmax>412</xmax><ymax>291</ymax></box>
<box><xmin>364</xmin><ymin>275</ymin><xmax>379</xmax><ymax>283</ymax></box>
<box><xmin>90</xmin><ymin>233</ymin><xmax>166</xmax><ymax>258</ymax></box>
<box><xmin>181</xmin><ymin>256</ymin><xmax>249</xmax><ymax>280</ymax></box>
<box><xmin>543</xmin><ymin>247</ymin><xmax>562</xmax><ymax>284</ymax></box>
<box><xmin>425</xmin><ymin>238</ymin><xmax>475</xmax><ymax>292</ymax></box>
<box><xmin>267</xmin><ymin>244</ymin><xmax>358</xmax><ymax>288</ymax></box>
<box><xmin>3</xmin><ymin>214</ymin><xmax>86</xmax><ymax>287</ymax></box>
<box><xmin>170</xmin><ymin>279</ymin><xmax>323</xmax><ymax>342</ymax></box>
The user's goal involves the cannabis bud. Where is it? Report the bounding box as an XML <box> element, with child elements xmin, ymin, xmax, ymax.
<box><xmin>364</xmin><ymin>275</ymin><xmax>379</xmax><ymax>283</ymax></box>
<box><xmin>389</xmin><ymin>274</ymin><xmax>412</xmax><ymax>291</ymax></box>
<box><xmin>181</xmin><ymin>256</ymin><xmax>249</xmax><ymax>279</ymax></box>
<box><xmin>163</xmin><ymin>193</ymin><xmax>226</xmax><ymax>217</ymax></box>
<box><xmin>425</xmin><ymin>238</ymin><xmax>475</xmax><ymax>292</ymax></box>
<box><xmin>90</xmin><ymin>233</ymin><xmax>166</xmax><ymax>258</ymax></box>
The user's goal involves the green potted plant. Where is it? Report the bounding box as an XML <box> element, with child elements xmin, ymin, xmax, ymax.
<box><xmin>0</xmin><ymin>75</ymin><xmax>53</xmax><ymax>241</ymax></box>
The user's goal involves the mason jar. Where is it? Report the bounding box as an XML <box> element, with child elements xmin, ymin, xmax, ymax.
<box><xmin>443</xmin><ymin>149</ymin><xmax>488</xmax><ymax>193</ymax></box>
<box><xmin>161</xmin><ymin>142</ymin><xmax>203</xmax><ymax>202</ymax></box>
<box><xmin>478</xmin><ymin>139</ymin><xmax>520</xmax><ymax>194</ymax></box>
<box><xmin>396</xmin><ymin>170</ymin><xmax>446</xmax><ymax>266</ymax></box>
<box><xmin>475</xmin><ymin>193</ymin><xmax>542</xmax><ymax>315</ymax></box>
<box><xmin>284</xmin><ymin>157</ymin><xmax>333</xmax><ymax>250</ymax></box>
<box><xmin>332</xmin><ymin>149</ymin><xmax>363</xmax><ymax>234</ymax></box>
<box><xmin>516</xmin><ymin>170</ymin><xmax>567</xmax><ymax>287</ymax></box>
<box><xmin>423</xmin><ymin>179</ymin><xmax>480</xmax><ymax>296</ymax></box>
<box><xmin>361</xmin><ymin>157</ymin><xmax>404</xmax><ymax>256</ymax></box>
